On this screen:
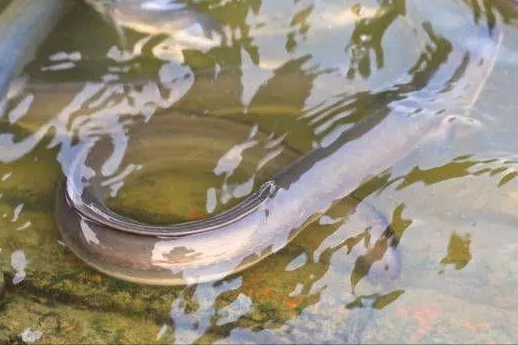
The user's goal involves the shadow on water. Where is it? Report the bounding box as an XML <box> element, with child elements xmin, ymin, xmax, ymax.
<box><xmin>1</xmin><ymin>0</ymin><xmax>517</xmax><ymax>343</ymax></box>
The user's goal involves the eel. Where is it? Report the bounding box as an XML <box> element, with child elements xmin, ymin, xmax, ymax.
<box><xmin>53</xmin><ymin>20</ymin><xmax>502</xmax><ymax>285</ymax></box>
<box><xmin>83</xmin><ymin>0</ymin><xmax>222</xmax><ymax>57</ymax></box>
<box><xmin>55</xmin><ymin>110</ymin><xmax>400</xmax><ymax>285</ymax></box>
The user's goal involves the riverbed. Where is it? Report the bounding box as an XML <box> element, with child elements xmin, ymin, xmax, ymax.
<box><xmin>2</xmin><ymin>0</ymin><xmax>518</xmax><ymax>343</ymax></box>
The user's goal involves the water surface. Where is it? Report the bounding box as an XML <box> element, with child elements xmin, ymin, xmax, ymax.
<box><xmin>2</xmin><ymin>0</ymin><xmax>518</xmax><ymax>343</ymax></box>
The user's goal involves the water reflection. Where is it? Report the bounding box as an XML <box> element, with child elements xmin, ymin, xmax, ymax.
<box><xmin>1</xmin><ymin>0</ymin><xmax>517</xmax><ymax>343</ymax></box>
<box><xmin>345</xmin><ymin>0</ymin><xmax>406</xmax><ymax>79</ymax></box>
<box><xmin>85</xmin><ymin>0</ymin><xmax>224</xmax><ymax>62</ymax></box>
<box><xmin>53</xmin><ymin>0</ymin><xmax>499</xmax><ymax>288</ymax></box>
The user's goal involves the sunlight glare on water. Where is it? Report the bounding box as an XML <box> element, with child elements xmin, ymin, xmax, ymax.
<box><xmin>2</xmin><ymin>0</ymin><xmax>518</xmax><ymax>343</ymax></box>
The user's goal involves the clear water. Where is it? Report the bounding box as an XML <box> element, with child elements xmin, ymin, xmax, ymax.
<box><xmin>2</xmin><ymin>0</ymin><xmax>518</xmax><ymax>343</ymax></box>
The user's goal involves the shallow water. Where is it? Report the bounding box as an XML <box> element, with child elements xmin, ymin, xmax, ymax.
<box><xmin>2</xmin><ymin>0</ymin><xmax>518</xmax><ymax>343</ymax></box>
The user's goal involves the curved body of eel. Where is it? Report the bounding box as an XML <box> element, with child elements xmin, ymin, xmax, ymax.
<box><xmin>56</xmin><ymin>23</ymin><xmax>502</xmax><ymax>285</ymax></box>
